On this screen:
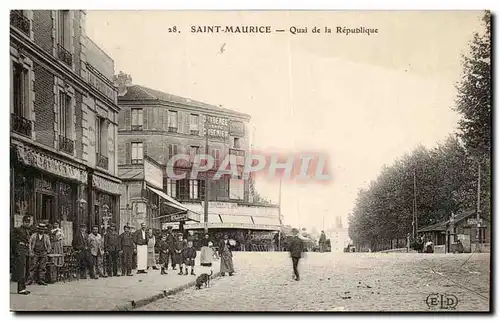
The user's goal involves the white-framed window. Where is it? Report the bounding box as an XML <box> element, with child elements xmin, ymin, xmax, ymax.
<box><xmin>96</xmin><ymin>116</ymin><xmax>108</xmax><ymax>155</ymax></box>
<box><xmin>168</xmin><ymin>110</ymin><xmax>178</xmax><ymax>132</ymax></box>
<box><xmin>131</xmin><ymin>108</ymin><xmax>143</xmax><ymax>130</ymax></box>
<box><xmin>190</xmin><ymin>146</ymin><xmax>199</xmax><ymax>162</ymax></box>
<box><xmin>189</xmin><ymin>180</ymin><xmax>199</xmax><ymax>199</ymax></box>
<box><xmin>168</xmin><ymin>144</ymin><xmax>178</xmax><ymax>161</ymax></box>
<box><xmin>211</xmin><ymin>148</ymin><xmax>221</xmax><ymax>167</ymax></box>
<box><xmin>131</xmin><ymin>142</ymin><xmax>144</xmax><ymax>164</ymax></box>
<box><xmin>190</xmin><ymin>114</ymin><xmax>199</xmax><ymax>135</ymax></box>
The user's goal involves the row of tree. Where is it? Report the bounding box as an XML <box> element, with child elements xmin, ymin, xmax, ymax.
<box><xmin>348</xmin><ymin>11</ymin><xmax>491</xmax><ymax>251</ymax></box>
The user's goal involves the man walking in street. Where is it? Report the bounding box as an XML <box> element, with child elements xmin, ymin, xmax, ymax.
<box><xmin>289</xmin><ymin>228</ymin><xmax>305</xmax><ymax>281</ymax></box>
<box><xmin>88</xmin><ymin>226</ymin><xmax>105</xmax><ymax>279</ymax></box>
<box><xmin>133</xmin><ymin>223</ymin><xmax>149</xmax><ymax>274</ymax></box>
<box><xmin>105</xmin><ymin>223</ymin><xmax>120</xmax><ymax>277</ymax></box>
<box><xmin>13</xmin><ymin>215</ymin><xmax>32</xmax><ymax>294</ymax></box>
<box><xmin>119</xmin><ymin>225</ymin><xmax>135</xmax><ymax>276</ymax></box>
<box><xmin>28</xmin><ymin>223</ymin><xmax>51</xmax><ymax>285</ymax></box>
<box><xmin>72</xmin><ymin>224</ymin><xmax>95</xmax><ymax>279</ymax></box>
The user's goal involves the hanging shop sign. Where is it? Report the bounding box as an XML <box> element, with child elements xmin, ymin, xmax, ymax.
<box><xmin>16</xmin><ymin>146</ymin><xmax>87</xmax><ymax>184</ymax></box>
<box><xmin>229</xmin><ymin>121</ymin><xmax>245</xmax><ymax>137</ymax></box>
<box><xmin>92</xmin><ymin>175</ymin><xmax>121</xmax><ymax>195</ymax></box>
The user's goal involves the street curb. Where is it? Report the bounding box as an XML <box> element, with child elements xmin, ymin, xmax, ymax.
<box><xmin>113</xmin><ymin>271</ymin><xmax>222</xmax><ymax>311</ymax></box>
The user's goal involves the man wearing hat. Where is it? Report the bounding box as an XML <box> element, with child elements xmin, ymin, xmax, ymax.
<box><xmin>104</xmin><ymin>223</ymin><xmax>120</xmax><ymax>277</ymax></box>
<box><xmin>27</xmin><ymin>223</ymin><xmax>51</xmax><ymax>285</ymax></box>
<box><xmin>133</xmin><ymin>222</ymin><xmax>149</xmax><ymax>274</ymax></box>
<box><xmin>12</xmin><ymin>215</ymin><xmax>32</xmax><ymax>294</ymax></box>
<box><xmin>119</xmin><ymin>225</ymin><xmax>135</xmax><ymax>276</ymax></box>
<box><xmin>72</xmin><ymin>224</ymin><xmax>95</xmax><ymax>279</ymax></box>
<box><xmin>288</xmin><ymin>228</ymin><xmax>305</xmax><ymax>281</ymax></box>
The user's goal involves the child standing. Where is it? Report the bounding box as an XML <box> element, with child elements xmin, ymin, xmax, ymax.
<box><xmin>174</xmin><ymin>233</ymin><xmax>186</xmax><ymax>275</ymax></box>
<box><xmin>182</xmin><ymin>241</ymin><xmax>197</xmax><ymax>275</ymax></box>
<box><xmin>157</xmin><ymin>234</ymin><xmax>169</xmax><ymax>275</ymax></box>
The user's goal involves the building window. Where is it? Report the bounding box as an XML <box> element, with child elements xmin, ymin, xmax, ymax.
<box><xmin>58</xmin><ymin>92</ymin><xmax>72</xmax><ymax>138</ymax></box>
<box><xmin>168</xmin><ymin>111</ymin><xmax>178</xmax><ymax>133</ymax></box>
<box><xmin>168</xmin><ymin>144</ymin><xmax>178</xmax><ymax>162</ymax></box>
<box><xmin>189</xmin><ymin>180</ymin><xmax>199</xmax><ymax>199</ymax></box>
<box><xmin>10</xmin><ymin>10</ymin><xmax>31</xmax><ymax>37</ymax></box>
<box><xmin>57</xmin><ymin>10</ymin><xmax>72</xmax><ymax>66</ymax></box>
<box><xmin>131</xmin><ymin>142</ymin><xmax>144</xmax><ymax>164</ymax></box>
<box><xmin>190</xmin><ymin>146</ymin><xmax>199</xmax><ymax>163</ymax></box>
<box><xmin>12</xmin><ymin>62</ymin><xmax>28</xmax><ymax>118</ymax></box>
<box><xmin>190</xmin><ymin>114</ymin><xmax>199</xmax><ymax>135</ymax></box>
<box><xmin>211</xmin><ymin>149</ymin><xmax>221</xmax><ymax>168</ymax></box>
<box><xmin>234</xmin><ymin>137</ymin><xmax>241</xmax><ymax>149</ymax></box>
<box><xmin>96</xmin><ymin>117</ymin><xmax>108</xmax><ymax>169</ymax></box>
<box><xmin>131</xmin><ymin>108</ymin><xmax>143</xmax><ymax>130</ymax></box>
<box><xmin>166</xmin><ymin>178</ymin><xmax>177</xmax><ymax>198</ymax></box>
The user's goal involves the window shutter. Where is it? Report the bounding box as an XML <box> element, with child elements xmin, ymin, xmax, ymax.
<box><xmin>125</xmin><ymin>142</ymin><xmax>131</xmax><ymax>164</ymax></box>
<box><xmin>124</xmin><ymin>108</ymin><xmax>131</xmax><ymax>130</ymax></box>
<box><xmin>143</xmin><ymin>107</ymin><xmax>149</xmax><ymax>130</ymax></box>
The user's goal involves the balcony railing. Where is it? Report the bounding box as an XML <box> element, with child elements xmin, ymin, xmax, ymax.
<box><xmin>131</xmin><ymin>158</ymin><xmax>144</xmax><ymax>165</ymax></box>
<box><xmin>97</xmin><ymin>154</ymin><xmax>109</xmax><ymax>169</ymax></box>
<box><xmin>131</xmin><ymin>125</ymin><xmax>143</xmax><ymax>131</ymax></box>
<box><xmin>168</xmin><ymin>127</ymin><xmax>178</xmax><ymax>133</ymax></box>
<box><xmin>59</xmin><ymin>135</ymin><xmax>74</xmax><ymax>155</ymax></box>
<box><xmin>190</xmin><ymin>130</ymin><xmax>199</xmax><ymax>136</ymax></box>
<box><xmin>57</xmin><ymin>44</ymin><xmax>73</xmax><ymax>67</ymax></box>
<box><xmin>11</xmin><ymin>114</ymin><xmax>32</xmax><ymax>137</ymax></box>
<box><xmin>10</xmin><ymin>11</ymin><xmax>30</xmax><ymax>36</ymax></box>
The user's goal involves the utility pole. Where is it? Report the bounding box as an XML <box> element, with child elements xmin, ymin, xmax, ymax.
<box><xmin>476</xmin><ymin>159</ymin><xmax>481</xmax><ymax>252</ymax></box>
<box><xmin>413</xmin><ymin>168</ymin><xmax>417</xmax><ymax>239</ymax></box>
<box><xmin>278</xmin><ymin>177</ymin><xmax>282</xmax><ymax>251</ymax></box>
<box><xmin>204</xmin><ymin>117</ymin><xmax>209</xmax><ymax>234</ymax></box>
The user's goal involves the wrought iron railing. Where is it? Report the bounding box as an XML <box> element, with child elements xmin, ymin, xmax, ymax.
<box><xmin>10</xmin><ymin>10</ymin><xmax>30</xmax><ymax>36</ymax></box>
<box><xmin>168</xmin><ymin>127</ymin><xmax>178</xmax><ymax>133</ymax></box>
<box><xmin>190</xmin><ymin>130</ymin><xmax>199</xmax><ymax>136</ymax></box>
<box><xmin>57</xmin><ymin>44</ymin><xmax>73</xmax><ymax>67</ymax></box>
<box><xmin>97</xmin><ymin>154</ymin><xmax>109</xmax><ymax>169</ymax></box>
<box><xmin>131</xmin><ymin>158</ymin><xmax>144</xmax><ymax>165</ymax></box>
<box><xmin>131</xmin><ymin>125</ymin><xmax>143</xmax><ymax>131</ymax></box>
<box><xmin>59</xmin><ymin>135</ymin><xmax>74</xmax><ymax>154</ymax></box>
<box><xmin>11</xmin><ymin>114</ymin><xmax>32</xmax><ymax>137</ymax></box>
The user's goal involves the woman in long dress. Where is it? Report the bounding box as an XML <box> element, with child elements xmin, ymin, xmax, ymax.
<box><xmin>50</xmin><ymin>222</ymin><xmax>64</xmax><ymax>267</ymax></box>
<box><xmin>218</xmin><ymin>234</ymin><xmax>234</xmax><ymax>276</ymax></box>
<box><xmin>200</xmin><ymin>234</ymin><xmax>213</xmax><ymax>267</ymax></box>
<box><xmin>146</xmin><ymin>229</ymin><xmax>158</xmax><ymax>270</ymax></box>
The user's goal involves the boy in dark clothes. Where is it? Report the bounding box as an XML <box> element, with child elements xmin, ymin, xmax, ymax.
<box><xmin>174</xmin><ymin>233</ymin><xmax>186</xmax><ymax>275</ymax></box>
<box><xmin>182</xmin><ymin>241</ymin><xmax>197</xmax><ymax>276</ymax></box>
<box><xmin>157</xmin><ymin>234</ymin><xmax>169</xmax><ymax>275</ymax></box>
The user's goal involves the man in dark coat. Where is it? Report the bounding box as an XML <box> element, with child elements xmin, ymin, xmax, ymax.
<box><xmin>104</xmin><ymin>223</ymin><xmax>120</xmax><ymax>277</ymax></box>
<box><xmin>165</xmin><ymin>226</ymin><xmax>176</xmax><ymax>270</ymax></box>
<box><xmin>319</xmin><ymin>231</ymin><xmax>327</xmax><ymax>253</ymax></box>
<box><xmin>288</xmin><ymin>228</ymin><xmax>305</xmax><ymax>281</ymax></box>
<box><xmin>72</xmin><ymin>224</ymin><xmax>95</xmax><ymax>279</ymax></box>
<box><xmin>12</xmin><ymin>215</ymin><xmax>32</xmax><ymax>294</ymax></box>
<box><xmin>119</xmin><ymin>225</ymin><xmax>135</xmax><ymax>276</ymax></box>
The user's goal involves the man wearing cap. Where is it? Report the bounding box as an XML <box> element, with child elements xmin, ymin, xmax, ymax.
<box><xmin>288</xmin><ymin>228</ymin><xmax>305</xmax><ymax>281</ymax></box>
<box><xmin>88</xmin><ymin>226</ymin><xmax>105</xmax><ymax>279</ymax></box>
<box><xmin>119</xmin><ymin>225</ymin><xmax>135</xmax><ymax>276</ymax></box>
<box><xmin>133</xmin><ymin>222</ymin><xmax>149</xmax><ymax>274</ymax></box>
<box><xmin>12</xmin><ymin>215</ymin><xmax>32</xmax><ymax>294</ymax></box>
<box><xmin>28</xmin><ymin>223</ymin><xmax>51</xmax><ymax>285</ymax></box>
<box><xmin>72</xmin><ymin>224</ymin><xmax>95</xmax><ymax>279</ymax></box>
<box><xmin>104</xmin><ymin>223</ymin><xmax>120</xmax><ymax>277</ymax></box>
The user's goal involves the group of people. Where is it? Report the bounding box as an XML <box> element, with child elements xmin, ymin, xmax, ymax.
<box><xmin>12</xmin><ymin>216</ymin><xmax>238</xmax><ymax>295</ymax></box>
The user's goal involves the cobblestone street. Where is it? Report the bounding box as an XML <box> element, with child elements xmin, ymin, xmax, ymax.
<box><xmin>138</xmin><ymin>252</ymin><xmax>490</xmax><ymax>312</ymax></box>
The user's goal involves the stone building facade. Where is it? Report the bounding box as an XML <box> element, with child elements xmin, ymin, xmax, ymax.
<box><xmin>10</xmin><ymin>10</ymin><xmax>121</xmax><ymax>246</ymax></box>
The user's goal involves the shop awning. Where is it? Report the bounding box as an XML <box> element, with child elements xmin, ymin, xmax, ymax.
<box><xmin>252</xmin><ymin>216</ymin><xmax>281</xmax><ymax>226</ymax></box>
<box><xmin>147</xmin><ymin>186</ymin><xmax>187</xmax><ymax>212</ymax></box>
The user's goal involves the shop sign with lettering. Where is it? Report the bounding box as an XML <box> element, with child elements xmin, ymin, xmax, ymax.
<box><xmin>229</xmin><ymin>121</ymin><xmax>245</xmax><ymax>137</ymax></box>
<box><xmin>163</xmin><ymin>213</ymin><xmax>189</xmax><ymax>222</ymax></box>
<box><xmin>35</xmin><ymin>178</ymin><xmax>55</xmax><ymax>194</ymax></box>
<box><xmin>203</xmin><ymin>115</ymin><xmax>229</xmax><ymax>140</ymax></box>
<box><xmin>16</xmin><ymin>146</ymin><xmax>87</xmax><ymax>184</ymax></box>
<box><xmin>229</xmin><ymin>149</ymin><xmax>245</xmax><ymax>157</ymax></box>
<box><xmin>92</xmin><ymin>175</ymin><xmax>121</xmax><ymax>195</ymax></box>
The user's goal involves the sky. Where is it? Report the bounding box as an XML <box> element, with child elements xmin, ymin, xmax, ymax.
<box><xmin>85</xmin><ymin>10</ymin><xmax>484</xmax><ymax>232</ymax></box>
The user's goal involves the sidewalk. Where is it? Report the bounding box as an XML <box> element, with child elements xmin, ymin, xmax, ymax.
<box><xmin>10</xmin><ymin>252</ymin><xmax>220</xmax><ymax>311</ymax></box>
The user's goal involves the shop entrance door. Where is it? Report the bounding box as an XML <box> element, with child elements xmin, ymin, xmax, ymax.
<box><xmin>36</xmin><ymin>193</ymin><xmax>56</xmax><ymax>224</ymax></box>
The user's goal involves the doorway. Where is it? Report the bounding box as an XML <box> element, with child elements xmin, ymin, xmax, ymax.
<box><xmin>36</xmin><ymin>193</ymin><xmax>56</xmax><ymax>224</ymax></box>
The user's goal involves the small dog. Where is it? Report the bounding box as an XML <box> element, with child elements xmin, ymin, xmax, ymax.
<box><xmin>195</xmin><ymin>270</ymin><xmax>213</xmax><ymax>289</ymax></box>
